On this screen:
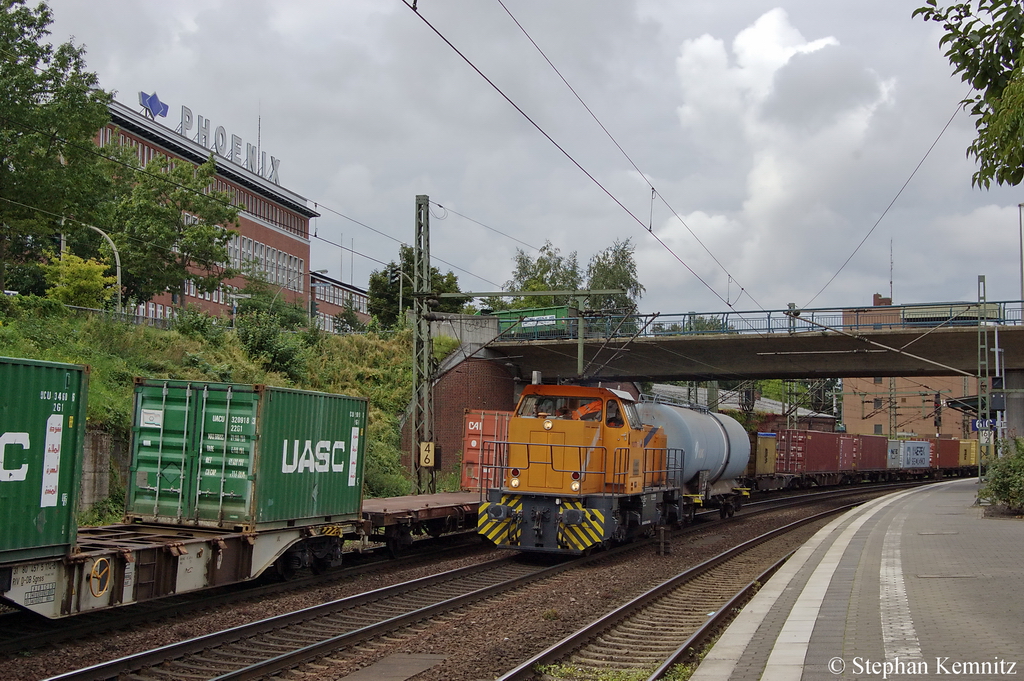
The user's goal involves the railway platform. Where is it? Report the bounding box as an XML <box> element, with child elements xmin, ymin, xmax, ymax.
<box><xmin>691</xmin><ymin>478</ymin><xmax>1024</xmax><ymax>681</ymax></box>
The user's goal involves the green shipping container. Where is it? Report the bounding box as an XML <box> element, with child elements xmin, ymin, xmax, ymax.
<box><xmin>0</xmin><ymin>356</ymin><xmax>88</xmax><ymax>562</ymax></box>
<box><xmin>126</xmin><ymin>380</ymin><xmax>366</xmax><ymax>531</ymax></box>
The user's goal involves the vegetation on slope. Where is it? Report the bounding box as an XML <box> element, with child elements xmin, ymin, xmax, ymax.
<box><xmin>0</xmin><ymin>295</ymin><xmax>418</xmax><ymax>499</ymax></box>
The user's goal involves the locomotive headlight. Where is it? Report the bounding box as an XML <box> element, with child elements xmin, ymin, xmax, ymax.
<box><xmin>510</xmin><ymin>477</ymin><xmax>520</xmax><ymax>488</ymax></box>
<box><xmin>543</xmin><ymin>419</ymin><xmax>553</xmax><ymax>431</ymax></box>
<box><xmin>570</xmin><ymin>480</ymin><xmax>581</xmax><ymax>492</ymax></box>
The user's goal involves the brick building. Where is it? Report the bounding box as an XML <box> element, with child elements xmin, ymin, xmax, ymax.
<box><xmin>103</xmin><ymin>96</ymin><xmax>320</xmax><ymax>321</ymax></box>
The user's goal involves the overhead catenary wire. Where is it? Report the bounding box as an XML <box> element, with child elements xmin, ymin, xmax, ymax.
<box><xmin>0</xmin><ymin>109</ymin><xmax>502</xmax><ymax>288</ymax></box>
<box><xmin>494</xmin><ymin>0</ymin><xmax>768</xmax><ymax>314</ymax></box>
<box><xmin>401</xmin><ymin>1</ymin><xmax>743</xmax><ymax>316</ymax></box>
<box><xmin>802</xmin><ymin>99</ymin><xmax>964</xmax><ymax>309</ymax></box>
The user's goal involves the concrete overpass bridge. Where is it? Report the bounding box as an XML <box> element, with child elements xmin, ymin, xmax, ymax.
<box><xmin>439</xmin><ymin>299</ymin><xmax>1024</xmax><ymax>434</ymax></box>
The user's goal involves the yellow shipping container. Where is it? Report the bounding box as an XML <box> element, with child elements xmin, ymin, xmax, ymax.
<box><xmin>958</xmin><ymin>439</ymin><xmax>978</xmax><ymax>467</ymax></box>
<box><xmin>755</xmin><ymin>434</ymin><xmax>778</xmax><ymax>476</ymax></box>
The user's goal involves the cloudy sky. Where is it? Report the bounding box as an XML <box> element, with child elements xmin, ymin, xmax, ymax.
<box><xmin>45</xmin><ymin>0</ymin><xmax>1023</xmax><ymax>317</ymax></box>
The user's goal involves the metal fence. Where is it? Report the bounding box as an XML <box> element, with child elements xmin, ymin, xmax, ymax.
<box><xmin>496</xmin><ymin>301</ymin><xmax>1022</xmax><ymax>342</ymax></box>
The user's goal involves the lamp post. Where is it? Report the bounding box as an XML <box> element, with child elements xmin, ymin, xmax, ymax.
<box><xmin>1018</xmin><ymin>203</ymin><xmax>1023</xmax><ymax>319</ymax></box>
<box><xmin>392</xmin><ymin>267</ymin><xmax>414</xmax><ymax>326</ymax></box>
<box><xmin>64</xmin><ymin>219</ymin><xmax>122</xmax><ymax>315</ymax></box>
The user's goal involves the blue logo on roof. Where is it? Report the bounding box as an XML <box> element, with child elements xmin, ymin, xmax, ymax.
<box><xmin>138</xmin><ymin>91</ymin><xmax>169</xmax><ymax>119</ymax></box>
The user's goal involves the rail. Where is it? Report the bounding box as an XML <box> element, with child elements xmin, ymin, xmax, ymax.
<box><xmin>490</xmin><ymin>300</ymin><xmax>1022</xmax><ymax>341</ymax></box>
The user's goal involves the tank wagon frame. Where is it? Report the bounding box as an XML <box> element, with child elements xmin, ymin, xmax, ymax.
<box><xmin>479</xmin><ymin>386</ymin><xmax>751</xmax><ymax>555</ymax></box>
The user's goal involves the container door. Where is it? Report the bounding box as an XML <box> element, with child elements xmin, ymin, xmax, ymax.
<box><xmin>192</xmin><ymin>385</ymin><xmax>257</xmax><ymax>525</ymax></box>
<box><xmin>130</xmin><ymin>382</ymin><xmax>199</xmax><ymax>522</ymax></box>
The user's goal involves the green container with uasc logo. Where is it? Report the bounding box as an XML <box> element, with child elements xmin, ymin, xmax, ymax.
<box><xmin>0</xmin><ymin>356</ymin><xmax>89</xmax><ymax>563</ymax></box>
<box><xmin>126</xmin><ymin>379</ymin><xmax>366</xmax><ymax>531</ymax></box>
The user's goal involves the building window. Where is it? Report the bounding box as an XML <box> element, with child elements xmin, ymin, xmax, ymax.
<box><xmin>874</xmin><ymin>424</ymin><xmax>883</xmax><ymax>435</ymax></box>
<box><xmin>873</xmin><ymin>377</ymin><xmax>883</xmax><ymax>384</ymax></box>
<box><xmin>873</xmin><ymin>398</ymin><xmax>883</xmax><ymax>409</ymax></box>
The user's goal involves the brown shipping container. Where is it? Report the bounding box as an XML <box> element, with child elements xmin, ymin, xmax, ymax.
<box><xmin>929</xmin><ymin>438</ymin><xmax>960</xmax><ymax>469</ymax></box>
<box><xmin>838</xmin><ymin>435</ymin><xmax>858</xmax><ymax>471</ymax></box>
<box><xmin>858</xmin><ymin>435</ymin><xmax>889</xmax><ymax>471</ymax></box>
<box><xmin>461</xmin><ymin>409</ymin><xmax>512</xmax><ymax>492</ymax></box>
<box><xmin>777</xmin><ymin>430</ymin><xmax>841</xmax><ymax>474</ymax></box>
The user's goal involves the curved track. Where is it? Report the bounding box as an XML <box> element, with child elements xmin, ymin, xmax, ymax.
<box><xmin>498</xmin><ymin>506</ymin><xmax>847</xmax><ymax>680</ymax></box>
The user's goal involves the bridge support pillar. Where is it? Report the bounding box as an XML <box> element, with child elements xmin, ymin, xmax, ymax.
<box><xmin>1005</xmin><ymin>370</ymin><xmax>1024</xmax><ymax>439</ymax></box>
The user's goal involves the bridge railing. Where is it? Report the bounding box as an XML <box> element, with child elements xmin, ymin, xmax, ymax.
<box><xmin>495</xmin><ymin>301</ymin><xmax>1023</xmax><ymax>341</ymax></box>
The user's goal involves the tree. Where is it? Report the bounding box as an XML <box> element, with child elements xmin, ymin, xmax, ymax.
<box><xmin>0</xmin><ymin>0</ymin><xmax>112</xmax><ymax>291</ymax></box>
<box><xmin>914</xmin><ymin>0</ymin><xmax>1024</xmax><ymax>187</ymax></box>
<box><xmin>488</xmin><ymin>241</ymin><xmax>582</xmax><ymax>311</ymax></box>
<box><xmin>586</xmin><ymin>238</ymin><xmax>644</xmax><ymax>311</ymax></box>
<box><xmin>100</xmin><ymin>152</ymin><xmax>240</xmax><ymax>305</ymax></box>
<box><xmin>42</xmin><ymin>252</ymin><xmax>115</xmax><ymax>308</ymax></box>
<box><xmin>367</xmin><ymin>245</ymin><xmax>461</xmax><ymax>328</ymax></box>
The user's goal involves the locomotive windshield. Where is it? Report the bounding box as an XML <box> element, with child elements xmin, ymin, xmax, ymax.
<box><xmin>518</xmin><ymin>394</ymin><xmax>604</xmax><ymax>421</ymax></box>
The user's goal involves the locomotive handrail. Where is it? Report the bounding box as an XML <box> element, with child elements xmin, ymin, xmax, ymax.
<box><xmin>481</xmin><ymin>440</ymin><xmax>687</xmax><ymax>498</ymax></box>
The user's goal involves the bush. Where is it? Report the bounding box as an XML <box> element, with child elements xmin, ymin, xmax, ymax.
<box><xmin>173</xmin><ymin>304</ymin><xmax>226</xmax><ymax>344</ymax></box>
<box><xmin>981</xmin><ymin>438</ymin><xmax>1024</xmax><ymax>512</ymax></box>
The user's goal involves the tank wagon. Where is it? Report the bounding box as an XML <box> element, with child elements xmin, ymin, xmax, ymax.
<box><xmin>478</xmin><ymin>385</ymin><xmax>750</xmax><ymax>555</ymax></box>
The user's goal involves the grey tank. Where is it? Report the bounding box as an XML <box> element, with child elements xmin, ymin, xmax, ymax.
<box><xmin>635</xmin><ymin>402</ymin><xmax>750</xmax><ymax>486</ymax></box>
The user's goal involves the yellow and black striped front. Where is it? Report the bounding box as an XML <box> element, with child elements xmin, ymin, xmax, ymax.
<box><xmin>556</xmin><ymin>499</ymin><xmax>607</xmax><ymax>552</ymax></box>
<box><xmin>479</xmin><ymin>494</ymin><xmax>523</xmax><ymax>546</ymax></box>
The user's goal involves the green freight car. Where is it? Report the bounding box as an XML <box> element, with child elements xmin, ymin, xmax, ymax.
<box><xmin>126</xmin><ymin>379</ymin><xmax>367</xmax><ymax>532</ymax></box>
<box><xmin>0</xmin><ymin>357</ymin><xmax>89</xmax><ymax>563</ymax></box>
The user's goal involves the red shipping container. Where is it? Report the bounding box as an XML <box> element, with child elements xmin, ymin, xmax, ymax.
<box><xmin>461</xmin><ymin>409</ymin><xmax>512</xmax><ymax>492</ymax></box>
<box><xmin>838</xmin><ymin>435</ymin><xmax>858</xmax><ymax>471</ymax></box>
<box><xmin>777</xmin><ymin>430</ymin><xmax>842</xmax><ymax>474</ymax></box>
<box><xmin>858</xmin><ymin>435</ymin><xmax>889</xmax><ymax>471</ymax></box>
<box><xmin>929</xmin><ymin>438</ymin><xmax>960</xmax><ymax>469</ymax></box>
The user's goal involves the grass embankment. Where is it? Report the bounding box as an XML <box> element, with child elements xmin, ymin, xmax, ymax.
<box><xmin>0</xmin><ymin>296</ymin><xmax>424</xmax><ymax>520</ymax></box>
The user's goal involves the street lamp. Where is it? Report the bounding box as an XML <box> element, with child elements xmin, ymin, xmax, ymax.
<box><xmin>1018</xmin><ymin>202</ymin><xmax>1023</xmax><ymax>319</ymax></box>
<box><xmin>391</xmin><ymin>268</ymin><xmax>414</xmax><ymax>325</ymax></box>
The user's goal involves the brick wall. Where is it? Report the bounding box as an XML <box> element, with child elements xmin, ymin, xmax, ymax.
<box><xmin>402</xmin><ymin>359</ymin><xmax>516</xmax><ymax>474</ymax></box>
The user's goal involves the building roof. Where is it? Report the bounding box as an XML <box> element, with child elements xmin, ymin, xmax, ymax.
<box><xmin>107</xmin><ymin>100</ymin><xmax>320</xmax><ymax>219</ymax></box>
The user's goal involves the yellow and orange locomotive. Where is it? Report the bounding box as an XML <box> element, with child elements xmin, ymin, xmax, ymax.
<box><xmin>478</xmin><ymin>384</ymin><xmax>750</xmax><ymax>554</ymax></box>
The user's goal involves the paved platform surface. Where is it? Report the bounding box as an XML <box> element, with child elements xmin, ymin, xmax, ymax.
<box><xmin>692</xmin><ymin>479</ymin><xmax>1024</xmax><ymax>681</ymax></box>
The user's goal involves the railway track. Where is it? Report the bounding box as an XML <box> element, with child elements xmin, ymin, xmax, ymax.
<box><xmin>47</xmin><ymin>553</ymin><xmax>574</xmax><ymax>681</ymax></box>
<box><xmin>0</xmin><ymin>531</ymin><xmax>484</xmax><ymax>656</ymax></box>
<box><xmin>35</xmin><ymin>481</ymin><xmax>940</xmax><ymax>680</ymax></box>
<box><xmin>497</xmin><ymin>506</ymin><xmax>850</xmax><ymax>680</ymax></box>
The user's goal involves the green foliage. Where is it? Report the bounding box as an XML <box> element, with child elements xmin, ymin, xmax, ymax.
<box><xmin>488</xmin><ymin>241</ymin><xmax>582</xmax><ymax>311</ymax></box>
<box><xmin>432</xmin><ymin>334</ymin><xmax>461</xmax><ymax>362</ymax></box>
<box><xmin>235</xmin><ymin>310</ymin><xmax>309</xmax><ymax>381</ymax></box>
<box><xmin>0</xmin><ymin>0</ymin><xmax>112</xmax><ymax>291</ymax></box>
<box><xmin>172</xmin><ymin>304</ymin><xmax>226</xmax><ymax>344</ymax></box>
<box><xmin>536</xmin><ymin>664</ymin><xmax>655</xmax><ymax>681</ymax></box>
<box><xmin>98</xmin><ymin>151</ymin><xmax>240</xmax><ymax>305</ymax></box>
<box><xmin>914</xmin><ymin>0</ymin><xmax>1024</xmax><ymax>187</ymax></box>
<box><xmin>334</xmin><ymin>303</ymin><xmax>367</xmax><ymax>334</ymax></box>
<box><xmin>367</xmin><ymin>245</ymin><xmax>462</xmax><ymax>328</ymax></box>
<box><xmin>981</xmin><ymin>437</ymin><xmax>1024</xmax><ymax>511</ymax></box>
<box><xmin>0</xmin><ymin>307</ymin><xmax>417</xmax><ymax>499</ymax></box>
<box><xmin>43</xmin><ymin>252</ymin><xmax>116</xmax><ymax>308</ymax></box>
<box><xmin>586</xmin><ymin>238</ymin><xmax>645</xmax><ymax>311</ymax></box>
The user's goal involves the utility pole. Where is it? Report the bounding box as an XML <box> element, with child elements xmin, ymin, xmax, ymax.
<box><xmin>411</xmin><ymin>196</ymin><xmax>434</xmax><ymax>494</ymax></box>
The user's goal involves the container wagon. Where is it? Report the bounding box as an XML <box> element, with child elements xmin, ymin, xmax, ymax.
<box><xmin>1</xmin><ymin>375</ymin><xmax>369</xmax><ymax>617</ymax></box>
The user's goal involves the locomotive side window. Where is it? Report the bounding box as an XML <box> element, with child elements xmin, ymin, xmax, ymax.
<box><xmin>606</xmin><ymin>401</ymin><xmax>625</xmax><ymax>428</ymax></box>
<box><xmin>517</xmin><ymin>395</ymin><xmax>603</xmax><ymax>420</ymax></box>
